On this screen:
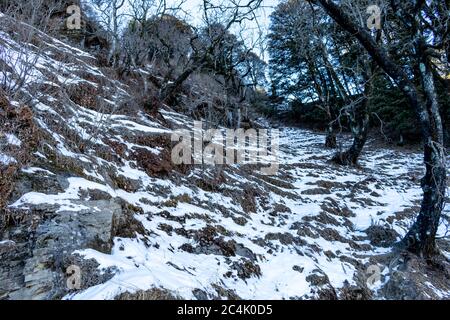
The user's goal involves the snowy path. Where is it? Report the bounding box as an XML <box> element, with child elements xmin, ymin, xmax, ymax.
<box><xmin>59</xmin><ymin>126</ymin><xmax>447</xmax><ymax>300</ymax></box>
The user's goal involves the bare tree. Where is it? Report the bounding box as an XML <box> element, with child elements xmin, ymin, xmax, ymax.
<box><xmin>158</xmin><ymin>0</ymin><xmax>264</xmax><ymax>104</ymax></box>
<box><xmin>91</xmin><ymin>0</ymin><xmax>127</xmax><ymax>66</ymax></box>
<box><xmin>0</xmin><ymin>0</ymin><xmax>64</xmax><ymax>96</ymax></box>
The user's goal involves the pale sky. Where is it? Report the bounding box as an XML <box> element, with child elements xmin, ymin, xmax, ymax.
<box><xmin>172</xmin><ymin>0</ymin><xmax>280</xmax><ymax>59</ymax></box>
<box><xmin>85</xmin><ymin>0</ymin><xmax>280</xmax><ymax>58</ymax></box>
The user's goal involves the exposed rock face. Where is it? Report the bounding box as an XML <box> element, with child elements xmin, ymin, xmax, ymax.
<box><xmin>382</xmin><ymin>253</ymin><xmax>450</xmax><ymax>300</ymax></box>
<box><xmin>0</xmin><ymin>173</ymin><xmax>127</xmax><ymax>300</ymax></box>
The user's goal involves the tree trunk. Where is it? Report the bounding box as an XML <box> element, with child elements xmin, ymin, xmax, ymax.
<box><xmin>325</xmin><ymin>123</ymin><xmax>337</xmax><ymax>148</ymax></box>
<box><xmin>401</xmin><ymin>51</ymin><xmax>447</xmax><ymax>257</ymax></box>
<box><xmin>332</xmin><ymin>97</ymin><xmax>369</xmax><ymax>165</ymax></box>
<box><xmin>325</xmin><ymin>107</ymin><xmax>337</xmax><ymax>149</ymax></box>
<box><xmin>331</xmin><ymin>28</ymin><xmax>381</xmax><ymax>165</ymax></box>
<box><xmin>333</xmin><ymin>67</ymin><xmax>372</xmax><ymax>165</ymax></box>
<box><xmin>403</xmin><ymin>142</ymin><xmax>446</xmax><ymax>256</ymax></box>
<box><xmin>159</xmin><ymin>65</ymin><xmax>198</xmax><ymax>103</ymax></box>
<box><xmin>306</xmin><ymin>58</ymin><xmax>336</xmax><ymax>148</ymax></box>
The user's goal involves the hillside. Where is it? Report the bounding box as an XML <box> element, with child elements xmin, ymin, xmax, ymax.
<box><xmin>0</xmin><ymin>11</ymin><xmax>449</xmax><ymax>301</ymax></box>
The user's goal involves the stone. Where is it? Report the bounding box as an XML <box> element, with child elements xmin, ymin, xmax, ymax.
<box><xmin>0</xmin><ymin>182</ymin><xmax>131</xmax><ymax>300</ymax></box>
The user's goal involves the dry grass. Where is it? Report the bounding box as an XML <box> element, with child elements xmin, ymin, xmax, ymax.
<box><xmin>132</xmin><ymin>147</ymin><xmax>173</xmax><ymax>176</ymax></box>
<box><xmin>0</xmin><ymin>89</ymin><xmax>39</xmax><ymax>210</ymax></box>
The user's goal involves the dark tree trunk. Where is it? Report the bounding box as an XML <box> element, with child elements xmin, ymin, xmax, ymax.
<box><xmin>332</xmin><ymin>27</ymin><xmax>381</xmax><ymax>166</ymax></box>
<box><xmin>159</xmin><ymin>65</ymin><xmax>198</xmax><ymax>103</ymax></box>
<box><xmin>403</xmin><ymin>142</ymin><xmax>446</xmax><ymax>256</ymax></box>
<box><xmin>401</xmin><ymin>48</ymin><xmax>447</xmax><ymax>256</ymax></box>
<box><xmin>332</xmin><ymin>101</ymin><xmax>369</xmax><ymax>165</ymax></box>
<box><xmin>333</xmin><ymin>68</ymin><xmax>373</xmax><ymax>165</ymax></box>
<box><xmin>306</xmin><ymin>58</ymin><xmax>337</xmax><ymax>148</ymax></box>
<box><xmin>325</xmin><ymin>122</ymin><xmax>337</xmax><ymax>148</ymax></box>
<box><xmin>316</xmin><ymin>0</ymin><xmax>447</xmax><ymax>257</ymax></box>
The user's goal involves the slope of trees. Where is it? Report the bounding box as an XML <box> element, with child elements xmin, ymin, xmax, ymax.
<box><xmin>269</xmin><ymin>0</ymin><xmax>450</xmax><ymax>149</ymax></box>
<box><xmin>0</xmin><ymin>0</ymin><xmax>269</xmax><ymax>129</ymax></box>
<box><xmin>268</xmin><ymin>0</ymin><xmax>381</xmax><ymax>162</ymax></box>
<box><xmin>116</xmin><ymin>1</ymin><xmax>267</xmax><ymax>128</ymax></box>
<box><xmin>268</xmin><ymin>0</ymin><xmax>449</xmax><ymax>257</ymax></box>
<box><xmin>312</xmin><ymin>0</ymin><xmax>448</xmax><ymax>257</ymax></box>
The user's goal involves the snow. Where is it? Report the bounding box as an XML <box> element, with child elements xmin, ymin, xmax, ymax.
<box><xmin>0</xmin><ymin>153</ymin><xmax>17</xmax><ymax>165</ymax></box>
<box><xmin>34</xmin><ymin>102</ymin><xmax>59</xmax><ymax>115</ymax></box>
<box><xmin>5</xmin><ymin>133</ymin><xmax>22</xmax><ymax>146</ymax></box>
<box><xmin>10</xmin><ymin>177</ymin><xmax>114</xmax><ymax>212</ymax></box>
<box><xmin>60</xmin><ymin>126</ymin><xmax>443</xmax><ymax>300</ymax></box>
<box><xmin>21</xmin><ymin>167</ymin><xmax>55</xmax><ymax>175</ymax></box>
<box><xmin>111</xmin><ymin>119</ymin><xmax>170</xmax><ymax>134</ymax></box>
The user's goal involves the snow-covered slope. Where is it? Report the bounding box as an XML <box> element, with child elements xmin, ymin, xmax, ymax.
<box><xmin>58</xmin><ymin>127</ymin><xmax>449</xmax><ymax>300</ymax></box>
<box><xmin>1</xmin><ymin>13</ymin><xmax>449</xmax><ymax>300</ymax></box>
